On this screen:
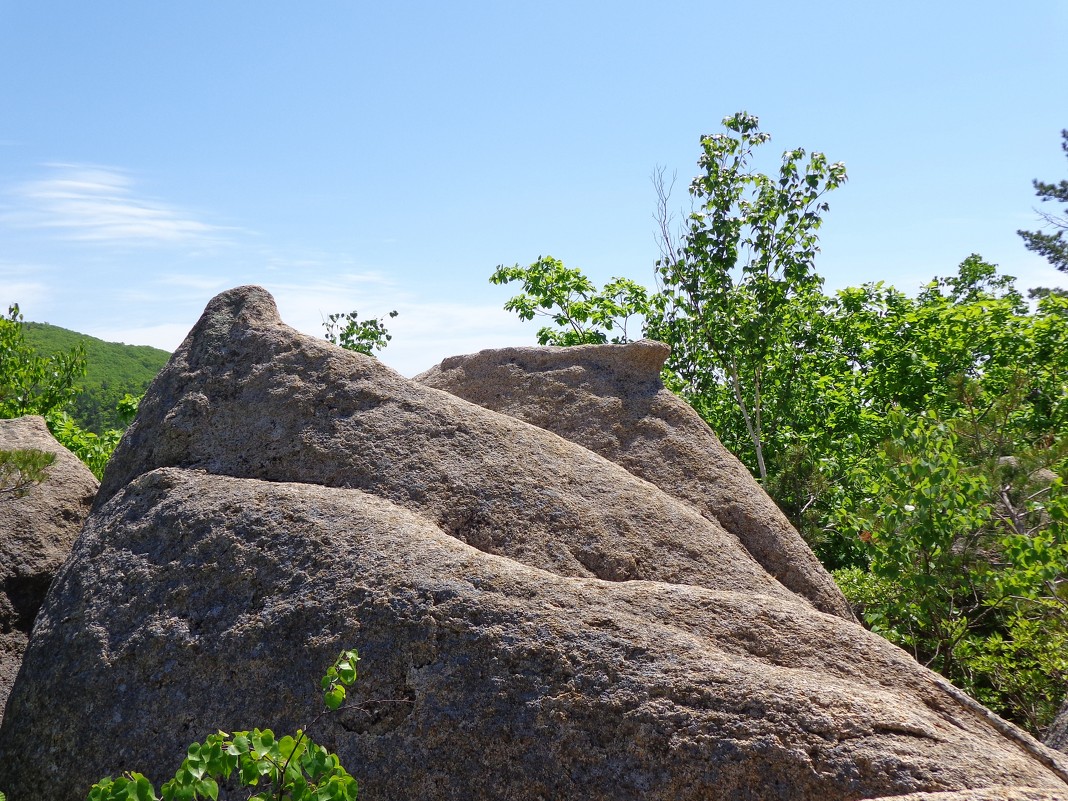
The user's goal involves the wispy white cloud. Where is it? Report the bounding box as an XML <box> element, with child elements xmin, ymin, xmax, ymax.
<box><xmin>5</xmin><ymin>164</ymin><xmax>235</xmax><ymax>246</ymax></box>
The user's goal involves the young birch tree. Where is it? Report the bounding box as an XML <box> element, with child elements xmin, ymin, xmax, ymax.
<box><xmin>649</xmin><ymin>112</ymin><xmax>847</xmax><ymax>481</ymax></box>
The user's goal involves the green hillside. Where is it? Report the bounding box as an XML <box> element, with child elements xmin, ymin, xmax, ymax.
<box><xmin>22</xmin><ymin>322</ymin><xmax>171</xmax><ymax>433</ymax></box>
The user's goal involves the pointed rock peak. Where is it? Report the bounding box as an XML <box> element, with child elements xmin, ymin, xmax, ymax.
<box><xmin>178</xmin><ymin>285</ymin><xmax>284</xmax><ymax>355</ymax></box>
<box><xmin>94</xmin><ymin>288</ymin><xmax>795</xmax><ymax>610</ymax></box>
<box><xmin>202</xmin><ymin>284</ymin><xmax>280</xmax><ymax>323</ymax></box>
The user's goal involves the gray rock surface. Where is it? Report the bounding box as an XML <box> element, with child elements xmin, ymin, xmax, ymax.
<box><xmin>0</xmin><ymin>415</ymin><xmax>97</xmax><ymax>722</ymax></box>
<box><xmin>94</xmin><ymin>286</ymin><xmax>797</xmax><ymax>603</ymax></box>
<box><xmin>1048</xmin><ymin>700</ymin><xmax>1068</xmax><ymax>754</ymax></box>
<box><xmin>416</xmin><ymin>340</ymin><xmax>853</xmax><ymax>619</ymax></box>
<box><xmin>1</xmin><ymin>286</ymin><xmax>1066</xmax><ymax>800</ymax></box>
<box><xmin>2</xmin><ymin>468</ymin><xmax>1067</xmax><ymax>801</ymax></box>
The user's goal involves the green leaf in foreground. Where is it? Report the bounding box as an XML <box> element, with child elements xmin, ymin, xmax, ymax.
<box><xmin>87</xmin><ymin>649</ymin><xmax>361</xmax><ymax>801</ymax></box>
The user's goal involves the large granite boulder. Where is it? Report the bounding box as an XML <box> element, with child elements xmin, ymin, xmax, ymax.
<box><xmin>0</xmin><ymin>415</ymin><xmax>98</xmax><ymax>722</ymax></box>
<box><xmin>1</xmin><ymin>286</ymin><xmax>1066</xmax><ymax>800</ymax></box>
<box><xmin>5</xmin><ymin>468</ymin><xmax>1068</xmax><ymax>800</ymax></box>
<box><xmin>416</xmin><ymin>340</ymin><xmax>852</xmax><ymax>619</ymax></box>
<box><xmin>92</xmin><ymin>286</ymin><xmax>797</xmax><ymax>602</ymax></box>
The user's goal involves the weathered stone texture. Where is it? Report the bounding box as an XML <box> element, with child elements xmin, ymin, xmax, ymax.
<box><xmin>416</xmin><ymin>340</ymin><xmax>852</xmax><ymax>619</ymax></box>
<box><xmin>1</xmin><ymin>287</ymin><xmax>1065</xmax><ymax>801</ymax></box>
<box><xmin>0</xmin><ymin>415</ymin><xmax>97</xmax><ymax>722</ymax></box>
<box><xmin>878</xmin><ymin>790</ymin><xmax>1068</xmax><ymax>801</ymax></box>
<box><xmin>94</xmin><ymin>286</ymin><xmax>796</xmax><ymax>603</ymax></box>
<box><xmin>1048</xmin><ymin>700</ymin><xmax>1068</xmax><ymax>755</ymax></box>
<box><xmin>3</xmin><ymin>469</ymin><xmax>1067</xmax><ymax>800</ymax></box>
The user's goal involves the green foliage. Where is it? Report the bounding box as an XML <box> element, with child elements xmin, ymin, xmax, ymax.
<box><xmin>494</xmin><ymin>114</ymin><xmax>1068</xmax><ymax>733</ymax></box>
<box><xmin>88</xmin><ymin>649</ymin><xmax>361</xmax><ymax>801</ymax></box>
<box><xmin>0</xmin><ymin>305</ymin><xmax>86</xmax><ymax>419</ymax></box>
<box><xmin>22</xmin><ymin>322</ymin><xmax>168</xmax><ymax>434</ymax></box>
<box><xmin>0</xmin><ymin>448</ymin><xmax>56</xmax><ymax>498</ymax></box>
<box><xmin>1018</xmin><ymin>129</ymin><xmax>1068</xmax><ymax>272</ymax></box>
<box><xmin>803</xmin><ymin>259</ymin><xmax>1068</xmax><ymax>565</ymax></box>
<box><xmin>323</xmin><ymin>310</ymin><xmax>398</xmax><ymax>356</ymax></box>
<box><xmin>491</xmin><ymin>256</ymin><xmax>649</xmax><ymax>345</ymax></box>
<box><xmin>648</xmin><ymin>111</ymin><xmax>847</xmax><ymax>481</ymax></box>
<box><xmin>834</xmin><ymin>414</ymin><xmax>1068</xmax><ymax>733</ymax></box>
<box><xmin>46</xmin><ymin>410</ymin><xmax>124</xmax><ymax>480</ymax></box>
<box><xmin>835</xmin><ymin>412</ymin><xmax>994</xmax><ymax>673</ymax></box>
<box><xmin>116</xmin><ymin>393</ymin><xmax>141</xmax><ymax>427</ymax></box>
<box><xmin>320</xmin><ymin>649</ymin><xmax>359</xmax><ymax>711</ymax></box>
<box><xmin>1</xmin><ymin>307</ymin><xmax>141</xmax><ymax>478</ymax></box>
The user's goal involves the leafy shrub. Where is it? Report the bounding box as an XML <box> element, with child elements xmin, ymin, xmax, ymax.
<box><xmin>323</xmin><ymin>310</ymin><xmax>398</xmax><ymax>356</ymax></box>
<box><xmin>45</xmin><ymin>411</ymin><xmax>123</xmax><ymax>480</ymax></box>
<box><xmin>834</xmin><ymin>413</ymin><xmax>1068</xmax><ymax>734</ymax></box>
<box><xmin>87</xmin><ymin>649</ymin><xmax>361</xmax><ymax>801</ymax></box>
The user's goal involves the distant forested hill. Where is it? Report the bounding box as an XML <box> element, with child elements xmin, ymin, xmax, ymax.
<box><xmin>22</xmin><ymin>322</ymin><xmax>171</xmax><ymax>433</ymax></box>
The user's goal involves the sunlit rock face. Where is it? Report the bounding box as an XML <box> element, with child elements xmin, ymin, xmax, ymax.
<box><xmin>1</xmin><ymin>286</ymin><xmax>1066</xmax><ymax>801</ymax></box>
<box><xmin>416</xmin><ymin>339</ymin><xmax>853</xmax><ymax>619</ymax></box>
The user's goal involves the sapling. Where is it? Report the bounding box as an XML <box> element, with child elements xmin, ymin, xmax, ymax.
<box><xmin>0</xmin><ymin>448</ymin><xmax>55</xmax><ymax>498</ymax></box>
<box><xmin>87</xmin><ymin>649</ymin><xmax>361</xmax><ymax>801</ymax></box>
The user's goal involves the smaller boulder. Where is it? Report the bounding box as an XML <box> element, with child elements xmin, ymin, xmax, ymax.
<box><xmin>0</xmin><ymin>416</ymin><xmax>98</xmax><ymax>721</ymax></box>
<box><xmin>417</xmin><ymin>340</ymin><xmax>854</xmax><ymax>619</ymax></box>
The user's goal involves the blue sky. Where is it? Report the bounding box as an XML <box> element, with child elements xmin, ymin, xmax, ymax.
<box><xmin>2</xmin><ymin>1</ymin><xmax>1066</xmax><ymax>375</ymax></box>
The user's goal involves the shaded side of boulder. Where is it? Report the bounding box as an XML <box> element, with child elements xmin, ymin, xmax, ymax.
<box><xmin>416</xmin><ymin>340</ymin><xmax>853</xmax><ymax>619</ymax></box>
<box><xmin>94</xmin><ymin>286</ymin><xmax>795</xmax><ymax>604</ymax></box>
<box><xmin>1</xmin><ymin>469</ymin><xmax>1066</xmax><ymax>801</ymax></box>
<box><xmin>1049</xmin><ymin>700</ymin><xmax>1068</xmax><ymax>755</ymax></box>
<box><xmin>0</xmin><ymin>415</ymin><xmax>98</xmax><ymax>722</ymax></box>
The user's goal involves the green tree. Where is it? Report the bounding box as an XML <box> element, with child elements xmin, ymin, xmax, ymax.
<box><xmin>0</xmin><ymin>304</ymin><xmax>85</xmax><ymax>419</ymax></box>
<box><xmin>1018</xmin><ymin>129</ymin><xmax>1068</xmax><ymax>272</ymax></box>
<box><xmin>648</xmin><ymin>111</ymin><xmax>847</xmax><ymax>481</ymax></box>
<box><xmin>491</xmin><ymin>256</ymin><xmax>649</xmax><ymax>345</ymax></box>
<box><xmin>755</xmin><ymin>255</ymin><xmax>1068</xmax><ymax>568</ymax></box>
<box><xmin>1</xmin><ymin>304</ymin><xmax>135</xmax><ymax>479</ymax></box>
<box><xmin>833</xmin><ymin>413</ymin><xmax>1068</xmax><ymax>733</ymax></box>
<box><xmin>323</xmin><ymin>310</ymin><xmax>398</xmax><ymax>356</ymax></box>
